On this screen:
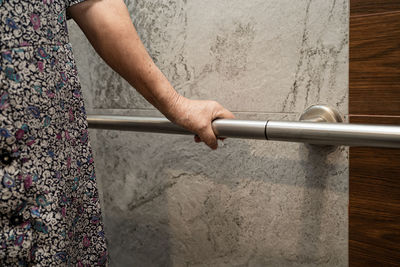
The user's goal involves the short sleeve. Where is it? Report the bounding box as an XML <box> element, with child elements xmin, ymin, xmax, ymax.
<box><xmin>66</xmin><ymin>0</ymin><xmax>87</xmax><ymax>8</ymax></box>
<box><xmin>66</xmin><ymin>0</ymin><xmax>87</xmax><ymax>20</ymax></box>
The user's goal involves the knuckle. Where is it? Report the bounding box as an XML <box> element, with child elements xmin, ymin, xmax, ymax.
<box><xmin>211</xmin><ymin>101</ymin><xmax>220</xmax><ymax>109</ymax></box>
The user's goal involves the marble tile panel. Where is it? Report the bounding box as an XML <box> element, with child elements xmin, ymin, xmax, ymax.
<box><xmin>66</xmin><ymin>0</ymin><xmax>350</xmax><ymax>265</ymax></box>
<box><xmin>88</xmin><ymin>112</ymin><xmax>348</xmax><ymax>266</ymax></box>
<box><xmin>68</xmin><ymin>0</ymin><xmax>348</xmax><ymax>115</ymax></box>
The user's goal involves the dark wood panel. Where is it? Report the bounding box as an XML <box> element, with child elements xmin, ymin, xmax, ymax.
<box><xmin>350</xmin><ymin>115</ymin><xmax>400</xmax><ymax>124</ymax></box>
<box><xmin>349</xmin><ymin>12</ymin><xmax>400</xmax><ymax>115</ymax></box>
<box><xmin>349</xmin><ymin>115</ymin><xmax>400</xmax><ymax>266</ymax></box>
<box><xmin>351</xmin><ymin>0</ymin><xmax>400</xmax><ymax>16</ymax></box>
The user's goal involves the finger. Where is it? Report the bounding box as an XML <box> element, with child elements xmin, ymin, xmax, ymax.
<box><xmin>199</xmin><ymin>126</ymin><xmax>218</xmax><ymax>150</ymax></box>
<box><xmin>194</xmin><ymin>135</ymin><xmax>202</xmax><ymax>143</ymax></box>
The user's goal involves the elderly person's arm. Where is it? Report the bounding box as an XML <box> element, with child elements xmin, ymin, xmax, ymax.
<box><xmin>68</xmin><ymin>0</ymin><xmax>234</xmax><ymax>149</ymax></box>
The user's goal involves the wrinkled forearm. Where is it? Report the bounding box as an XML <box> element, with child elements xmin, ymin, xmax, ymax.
<box><xmin>68</xmin><ymin>0</ymin><xmax>235</xmax><ymax>150</ymax></box>
<box><xmin>68</xmin><ymin>0</ymin><xmax>181</xmax><ymax>118</ymax></box>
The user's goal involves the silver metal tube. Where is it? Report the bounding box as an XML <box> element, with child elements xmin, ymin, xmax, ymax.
<box><xmin>87</xmin><ymin>115</ymin><xmax>191</xmax><ymax>135</ymax></box>
<box><xmin>87</xmin><ymin>115</ymin><xmax>266</xmax><ymax>139</ymax></box>
<box><xmin>266</xmin><ymin>121</ymin><xmax>400</xmax><ymax>148</ymax></box>
<box><xmin>212</xmin><ymin>119</ymin><xmax>267</xmax><ymax>139</ymax></box>
<box><xmin>87</xmin><ymin>115</ymin><xmax>400</xmax><ymax>148</ymax></box>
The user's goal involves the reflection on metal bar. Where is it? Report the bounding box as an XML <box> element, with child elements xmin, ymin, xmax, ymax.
<box><xmin>87</xmin><ymin>114</ymin><xmax>400</xmax><ymax>148</ymax></box>
<box><xmin>86</xmin><ymin>115</ymin><xmax>267</xmax><ymax>139</ymax></box>
<box><xmin>266</xmin><ymin>121</ymin><xmax>400</xmax><ymax>148</ymax></box>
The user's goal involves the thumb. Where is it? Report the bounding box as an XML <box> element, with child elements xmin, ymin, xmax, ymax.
<box><xmin>214</xmin><ymin>106</ymin><xmax>235</xmax><ymax>120</ymax></box>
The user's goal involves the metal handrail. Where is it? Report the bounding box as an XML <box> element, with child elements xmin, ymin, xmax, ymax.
<box><xmin>86</xmin><ymin>113</ymin><xmax>400</xmax><ymax>148</ymax></box>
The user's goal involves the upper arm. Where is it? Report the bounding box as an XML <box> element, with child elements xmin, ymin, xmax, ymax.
<box><xmin>67</xmin><ymin>0</ymin><xmax>132</xmax><ymax>42</ymax></box>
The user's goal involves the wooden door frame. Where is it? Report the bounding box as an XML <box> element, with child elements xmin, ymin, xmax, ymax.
<box><xmin>349</xmin><ymin>1</ymin><xmax>400</xmax><ymax>265</ymax></box>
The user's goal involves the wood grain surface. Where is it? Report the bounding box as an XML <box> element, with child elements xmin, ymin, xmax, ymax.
<box><xmin>350</xmin><ymin>12</ymin><xmax>400</xmax><ymax>116</ymax></box>
<box><xmin>349</xmin><ymin>116</ymin><xmax>400</xmax><ymax>266</ymax></box>
<box><xmin>351</xmin><ymin>0</ymin><xmax>400</xmax><ymax>16</ymax></box>
<box><xmin>349</xmin><ymin>0</ymin><xmax>400</xmax><ymax>264</ymax></box>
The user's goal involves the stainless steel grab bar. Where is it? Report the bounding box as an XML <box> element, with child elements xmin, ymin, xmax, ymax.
<box><xmin>86</xmin><ymin>105</ymin><xmax>400</xmax><ymax>148</ymax></box>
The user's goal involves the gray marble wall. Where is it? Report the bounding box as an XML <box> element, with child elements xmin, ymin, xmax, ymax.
<box><xmin>68</xmin><ymin>0</ymin><xmax>349</xmax><ymax>266</ymax></box>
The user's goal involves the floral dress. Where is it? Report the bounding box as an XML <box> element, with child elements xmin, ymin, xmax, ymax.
<box><xmin>0</xmin><ymin>0</ymin><xmax>108</xmax><ymax>265</ymax></box>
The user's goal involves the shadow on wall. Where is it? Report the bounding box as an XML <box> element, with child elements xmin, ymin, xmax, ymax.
<box><xmin>90</xmin><ymin>129</ymin><xmax>347</xmax><ymax>266</ymax></box>
<box><xmin>297</xmin><ymin>144</ymin><xmax>340</xmax><ymax>265</ymax></box>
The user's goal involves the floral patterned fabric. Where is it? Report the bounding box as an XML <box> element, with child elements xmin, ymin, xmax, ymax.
<box><xmin>1</xmin><ymin>0</ymin><xmax>108</xmax><ymax>265</ymax></box>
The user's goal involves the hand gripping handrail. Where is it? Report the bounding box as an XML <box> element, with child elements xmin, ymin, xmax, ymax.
<box><xmin>86</xmin><ymin>105</ymin><xmax>400</xmax><ymax>148</ymax></box>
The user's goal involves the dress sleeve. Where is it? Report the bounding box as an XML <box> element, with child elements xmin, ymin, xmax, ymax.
<box><xmin>66</xmin><ymin>0</ymin><xmax>87</xmax><ymax>8</ymax></box>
